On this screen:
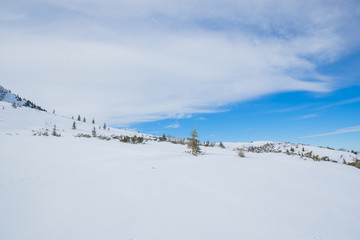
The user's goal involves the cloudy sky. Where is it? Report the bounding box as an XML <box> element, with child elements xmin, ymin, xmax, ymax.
<box><xmin>1</xmin><ymin>0</ymin><xmax>360</xmax><ymax>149</ymax></box>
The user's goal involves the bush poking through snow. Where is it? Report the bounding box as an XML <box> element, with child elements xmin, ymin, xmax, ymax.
<box><xmin>75</xmin><ymin>133</ymin><xmax>91</xmax><ymax>138</ymax></box>
<box><xmin>347</xmin><ymin>159</ymin><xmax>360</xmax><ymax>169</ymax></box>
<box><xmin>51</xmin><ymin>125</ymin><xmax>61</xmax><ymax>137</ymax></box>
<box><xmin>237</xmin><ymin>148</ymin><xmax>245</xmax><ymax>158</ymax></box>
<box><xmin>97</xmin><ymin>135</ymin><xmax>111</xmax><ymax>141</ymax></box>
<box><xmin>32</xmin><ymin>129</ymin><xmax>49</xmax><ymax>136</ymax></box>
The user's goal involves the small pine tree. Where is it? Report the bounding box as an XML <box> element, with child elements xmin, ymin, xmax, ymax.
<box><xmin>72</xmin><ymin>121</ymin><xmax>76</xmax><ymax>130</ymax></box>
<box><xmin>77</xmin><ymin>115</ymin><xmax>81</xmax><ymax>121</ymax></box>
<box><xmin>103</xmin><ymin>123</ymin><xmax>106</xmax><ymax>130</ymax></box>
<box><xmin>159</xmin><ymin>133</ymin><xmax>167</xmax><ymax>141</ymax></box>
<box><xmin>83</xmin><ymin>117</ymin><xmax>86</xmax><ymax>122</ymax></box>
<box><xmin>12</xmin><ymin>102</ymin><xmax>17</xmax><ymax>108</ymax></box>
<box><xmin>52</xmin><ymin>125</ymin><xmax>57</xmax><ymax>136</ymax></box>
<box><xmin>187</xmin><ymin>128</ymin><xmax>201</xmax><ymax>156</ymax></box>
<box><xmin>53</xmin><ymin>110</ymin><xmax>55</xmax><ymax>114</ymax></box>
<box><xmin>92</xmin><ymin>118</ymin><xmax>95</xmax><ymax>124</ymax></box>
<box><xmin>219</xmin><ymin>142</ymin><xmax>225</xmax><ymax>148</ymax></box>
<box><xmin>92</xmin><ymin>127</ymin><xmax>97</xmax><ymax>137</ymax></box>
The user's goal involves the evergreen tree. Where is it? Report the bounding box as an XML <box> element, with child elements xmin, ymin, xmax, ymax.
<box><xmin>77</xmin><ymin>115</ymin><xmax>81</xmax><ymax>121</ymax></box>
<box><xmin>103</xmin><ymin>123</ymin><xmax>107</xmax><ymax>130</ymax></box>
<box><xmin>219</xmin><ymin>142</ymin><xmax>225</xmax><ymax>148</ymax></box>
<box><xmin>159</xmin><ymin>133</ymin><xmax>167</xmax><ymax>141</ymax></box>
<box><xmin>187</xmin><ymin>128</ymin><xmax>201</xmax><ymax>156</ymax></box>
<box><xmin>72</xmin><ymin>121</ymin><xmax>76</xmax><ymax>130</ymax></box>
<box><xmin>92</xmin><ymin>118</ymin><xmax>95</xmax><ymax>124</ymax></box>
<box><xmin>52</xmin><ymin>125</ymin><xmax>57</xmax><ymax>136</ymax></box>
<box><xmin>83</xmin><ymin>117</ymin><xmax>86</xmax><ymax>122</ymax></box>
<box><xmin>92</xmin><ymin>127</ymin><xmax>97</xmax><ymax>137</ymax></box>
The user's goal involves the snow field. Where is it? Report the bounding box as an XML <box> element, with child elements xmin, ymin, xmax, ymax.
<box><xmin>1</xmin><ymin>101</ymin><xmax>360</xmax><ymax>240</ymax></box>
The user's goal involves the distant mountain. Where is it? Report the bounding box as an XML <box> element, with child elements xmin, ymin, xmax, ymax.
<box><xmin>0</xmin><ymin>85</ymin><xmax>46</xmax><ymax>111</ymax></box>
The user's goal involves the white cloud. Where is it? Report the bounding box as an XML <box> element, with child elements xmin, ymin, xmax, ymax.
<box><xmin>0</xmin><ymin>0</ymin><xmax>359</xmax><ymax>126</ymax></box>
<box><xmin>317</xmin><ymin>97</ymin><xmax>360</xmax><ymax>110</ymax></box>
<box><xmin>302</xmin><ymin>125</ymin><xmax>360</xmax><ymax>138</ymax></box>
<box><xmin>165</xmin><ymin>122</ymin><xmax>180</xmax><ymax>129</ymax></box>
<box><xmin>299</xmin><ymin>113</ymin><xmax>319</xmax><ymax>119</ymax></box>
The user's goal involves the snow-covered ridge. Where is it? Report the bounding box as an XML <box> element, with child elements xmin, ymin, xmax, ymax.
<box><xmin>0</xmin><ymin>85</ymin><xmax>46</xmax><ymax>111</ymax></box>
<box><xmin>0</xmin><ymin>101</ymin><xmax>150</xmax><ymax>140</ymax></box>
<box><xmin>225</xmin><ymin>141</ymin><xmax>359</xmax><ymax>165</ymax></box>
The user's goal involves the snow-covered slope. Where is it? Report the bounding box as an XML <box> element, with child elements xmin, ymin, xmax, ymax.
<box><xmin>0</xmin><ymin>85</ymin><xmax>46</xmax><ymax>111</ymax></box>
<box><xmin>0</xmin><ymin>101</ymin><xmax>149</xmax><ymax>138</ymax></box>
<box><xmin>1</xmin><ymin>101</ymin><xmax>360</xmax><ymax>240</ymax></box>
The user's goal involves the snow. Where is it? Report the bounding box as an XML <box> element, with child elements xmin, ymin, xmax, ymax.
<box><xmin>224</xmin><ymin>141</ymin><xmax>358</xmax><ymax>164</ymax></box>
<box><xmin>1</xmin><ymin>101</ymin><xmax>360</xmax><ymax>240</ymax></box>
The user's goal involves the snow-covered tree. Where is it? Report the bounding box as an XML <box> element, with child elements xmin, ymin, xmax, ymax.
<box><xmin>77</xmin><ymin>115</ymin><xmax>81</xmax><ymax>121</ymax></box>
<box><xmin>72</xmin><ymin>121</ymin><xmax>76</xmax><ymax>130</ymax></box>
<box><xmin>219</xmin><ymin>142</ymin><xmax>225</xmax><ymax>148</ymax></box>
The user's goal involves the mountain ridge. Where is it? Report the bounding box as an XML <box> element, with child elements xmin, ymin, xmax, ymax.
<box><xmin>0</xmin><ymin>85</ymin><xmax>46</xmax><ymax>111</ymax></box>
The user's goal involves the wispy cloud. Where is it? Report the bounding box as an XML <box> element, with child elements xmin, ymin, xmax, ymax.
<box><xmin>165</xmin><ymin>122</ymin><xmax>180</xmax><ymax>129</ymax></box>
<box><xmin>301</xmin><ymin>125</ymin><xmax>360</xmax><ymax>138</ymax></box>
<box><xmin>299</xmin><ymin>113</ymin><xmax>319</xmax><ymax>119</ymax></box>
<box><xmin>0</xmin><ymin>0</ymin><xmax>359</xmax><ymax>125</ymax></box>
<box><xmin>317</xmin><ymin>97</ymin><xmax>360</xmax><ymax>110</ymax></box>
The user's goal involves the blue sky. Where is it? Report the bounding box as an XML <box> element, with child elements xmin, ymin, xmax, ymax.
<box><xmin>132</xmin><ymin>85</ymin><xmax>360</xmax><ymax>151</ymax></box>
<box><xmin>0</xmin><ymin>0</ymin><xmax>359</xmax><ymax>150</ymax></box>
<box><xmin>132</xmin><ymin>50</ymin><xmax>360</xmax><ymax>150</ymax></box>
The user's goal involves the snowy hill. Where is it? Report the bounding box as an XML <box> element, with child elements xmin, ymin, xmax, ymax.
<box><xmin>224</xmin><ymin>141</ymin><xmax>359</xmax><ymax>165</ymax></box>
<box><xmin>0</xmin><ymin>85</ymin><xmax>46</xmax><ymax>111</ymax></box>
<box><xmin>1</xmin><ymin>101</ymin><xmax>360</xmax><ymax>240</ymax></box>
